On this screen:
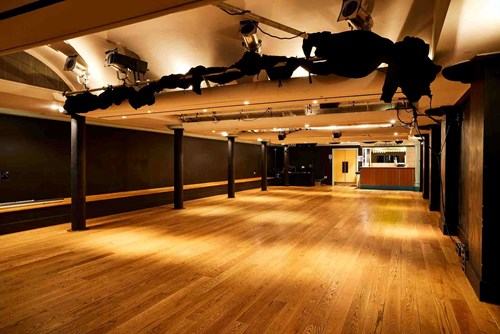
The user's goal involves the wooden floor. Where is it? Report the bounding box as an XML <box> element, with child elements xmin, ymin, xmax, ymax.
<box><xmin>1</xmin><ymin>187</ymin><xmax>499</xmax><ymax>334</ymax></box>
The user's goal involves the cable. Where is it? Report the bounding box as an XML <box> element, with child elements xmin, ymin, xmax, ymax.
<box><xmin>217</xmin><ymin>7</ymin><xmax>305</xmax><ymax>40</ymax></box>
<box><xmin>218</xmin><ymin>7</ymin><xmax>250</xmax><ymax>16</ymax></box>
<box><xmin>241</xmin><ymin>107</ymin><xmax>272</xmax><ymax>121</ymax></box>
<box><xmin>256</xmin><ymin>26</ymin><xmax>305</xmax><ymax>40</ymax></box>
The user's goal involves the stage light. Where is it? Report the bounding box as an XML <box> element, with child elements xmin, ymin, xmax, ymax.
<box><xmin>240</xmin><ymin>20</ymin><xmax>262</xmax><ymax>53</ymax></box>
<box><xmin>63</xmin><ymin>55</ymin><xmax>90</xmax><ymax>87</ymax></box>
<box><xmin>278</xmin><ymin>131</ymin><xmax>286</xmax><ymax>140</ymax></box>
<box><xmin>105</xmin><ymin>48</ymin><xmax>148</xmax><ymax>75</ymax></box>
<box><xmin>337</xmin><ymin>0</ymin><xmax>374</xmax><ymax>31</ymax></box>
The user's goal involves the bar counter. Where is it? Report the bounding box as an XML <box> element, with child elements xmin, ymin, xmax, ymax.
<box><xmin>360</xmin><ymin>167</ymin><xmax>415</xmax><ymax>190</ymax></box>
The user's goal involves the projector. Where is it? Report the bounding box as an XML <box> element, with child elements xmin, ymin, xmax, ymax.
<box><xmin>105</xmin><ymin>50</ymin><xmax>148</xmax><ymax>74</ymax></box>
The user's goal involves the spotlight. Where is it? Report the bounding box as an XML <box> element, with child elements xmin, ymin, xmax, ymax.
<box><xmin>278</xmin><ymin>131</ymin><xmax>286</xmax><ymax>140</ymax></box>
<box><xmin>105</xmin><ymin>47</ymin><xmax>148</xmax><ymax>80</ymax></box>
<box><xmin>337</xmin><ymin>0</ymin><xmax>374</xmax><ymax>31</ymax></box>
<box><xmin>332</xmin><ymin>131</ymin><xmax>342</xmax><ymax>139</ymax></box>
<box><xmin>240</xmin><ymin>20</ymin><xmax>262</xmax><ymax>53</ymax></box>
<box><xmin>63</xmin><ymin>55</ymin><xmax>90</xmax><ymax>87</ymax></box>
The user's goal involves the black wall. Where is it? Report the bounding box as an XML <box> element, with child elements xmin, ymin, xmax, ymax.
<box><xmin>0</xmin><ymin>114</ymin><xmax>70</xmax><ymax>202</ymax></box>
<box><xmin>0</xmin><ymin>114</ymin><xmax>260</xmax><ymax>204</ymax></box>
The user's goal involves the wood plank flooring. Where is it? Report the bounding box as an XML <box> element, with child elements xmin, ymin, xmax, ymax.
<box><xmin>1</xmin><ymin>186</ymin><xmax>499</xmax><ymax>333</ymax></box>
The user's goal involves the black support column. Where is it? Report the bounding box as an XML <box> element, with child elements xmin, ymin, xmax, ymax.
<box><xmin>227</xmin><ymin>135</ymin><xmax>236</xmax><ymax>198</ymax></box>
<box><xmin>70</xmin><ymin>113</ymin><xmax>87</xmax><ymax>231</ymax></box>
<box><xmin>284</xmin><ymin>145</ymin><xmax>290</xmax><ymax>186</ymax></box>
<box><xmin>440</xmin><ymin>110</ymin><xmax>461</xmax><ymax>235</ymax></box>
<box><xmin>429</xmin><ymin>125</ymin><xmax>441</xmax><ymax>211</ymax></box>
<box><xmin>260</xmin><ymin>140</ymin><xmax>268</xmax><ymax>191</ymax></box>
<box><xmin>422</xmin><ymin>134</ymin><xmax>430</xmax><ymax>199</ymax></box>
<box><xmin>171</xmin><ymin>126</ymin><xmax>184</xmax><ymax>209</ymax></box>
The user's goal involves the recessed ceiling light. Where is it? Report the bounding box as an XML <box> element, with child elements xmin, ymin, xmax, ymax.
<box><xmin>390</xmin><ymin>119</ymin><xmax>396</xmax><ymax>124</ymax></box>
<box><xmin>312</xmin><ymin>100</ymin><xmax>318</xmax><ymax>104</ymax></box>
<box><xmin>243</xmin><ymin>101</ymin><xmax>250</xmax><ymax>105</ymax></box>
<box><xmin>305</xmin><ymin>124</ymin><xmax>310</xmax><ymax>128</ymax></box>
<box><xmin>58</xmin><ymin>107</ymin><xmax>65</xmax><ymax>113</ymax></box>
<box><xmin>212</xmin><ymin>130</ymin><xmax>216</xmax><ymax>133</ymax></box>
<box><xmin>257</xmin><ymin>138</ymin><xmax>263</xmax><ymax>142</ymax></box>
<box><xmin>122</xmin><ymin>116</ymin><xmax>127</xmax><ymax>119</ymax></box>
<box><xmin>147</xmin><ymin>110</ymin><xmax>152</xmax><ymax>113</ymax></box>
<box><xmin>203</xmin><ymin>109</ymin><xmax>208</xmax><ymax>112</ymax></box>
<box><xmin>394</xmin><ymin>132</ymin><xmax>398</xmax><ymax>136</ymax></box>
<box><xmin>221</xmin><ymin>131</ymin><xmax>228</xmax><ymax>137</ymax></box>
<box><xmin>50</xmin><ymin>104</ymin><xmax>59</xmax><ymax>110</ymax></box>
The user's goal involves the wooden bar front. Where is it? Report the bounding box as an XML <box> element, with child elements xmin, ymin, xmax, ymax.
<box><xmin>360</xmin><ymin>167</ymin><xmax>415</xmax><ymax>190</ymax></box>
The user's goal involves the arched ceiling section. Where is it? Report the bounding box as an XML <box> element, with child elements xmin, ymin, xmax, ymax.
<box><xmin>25</xmin><ymin>46</ymin><xmax>79</xmax><ymax>91</ymax></box>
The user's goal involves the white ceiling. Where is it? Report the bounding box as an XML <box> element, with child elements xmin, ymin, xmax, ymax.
<box><xmin>1</xmin><ymin>0</ymin><xmax>499</xmax><ymax>145</ymax></box>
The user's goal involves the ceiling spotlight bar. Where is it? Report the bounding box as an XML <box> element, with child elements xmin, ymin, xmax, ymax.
<box><xmin>214</xmin><ymin>2</ymin><xmax>308</xmax><ymax>39</ymax></box>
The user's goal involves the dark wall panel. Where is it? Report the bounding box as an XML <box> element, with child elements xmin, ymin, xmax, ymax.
<box><xmin>86</xmin><ymin>126</ymin><xmax>172</xmax><ymax>195</ymax></box>
<box><xmin>235</xmin><ymin>142</ymin><xmax>260</xmax><ymax>179</ymax></box>
<box><xmin>0</xmin><ymin>114</ymin><xmax>70</xmax><ymax>203</ymax></box>
<box><xmin>184</xmin><ymin>136</ymin><xmax>226</xmax><ymax>184</ymax></box>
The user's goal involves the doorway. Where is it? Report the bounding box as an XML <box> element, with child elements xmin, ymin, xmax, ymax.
<box><xmin>332</xmin><ymin>148</ymin><xmax>358</xmax><ymax>185</ymax></box>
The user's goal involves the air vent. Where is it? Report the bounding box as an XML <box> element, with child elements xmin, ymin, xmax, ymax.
<box><xmin>0</xmin><ymin>51</ymin><xmax>70</xmax><ymax>91</ymax></box>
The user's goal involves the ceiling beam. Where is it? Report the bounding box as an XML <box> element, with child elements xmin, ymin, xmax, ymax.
<box><xmin>213</xmin><ymin>2</ymin><xmax>307</xmax><ymax>38</ymax></box>
<box><xmin>431</xmin><ymin>0</ymin><xmax>452</xmax><ymax>59</ymax></box>
<box><xmin>0</xmin><ymin>0</ymin><xmax>219</xmax><ymax>55</ymax></box>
